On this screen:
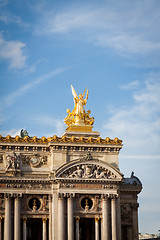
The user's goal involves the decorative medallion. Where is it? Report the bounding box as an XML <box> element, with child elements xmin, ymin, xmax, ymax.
<box><xmin>22</xmin><ymin>154</ymin><xmax>47</xmax><ymax>167</ymax></box>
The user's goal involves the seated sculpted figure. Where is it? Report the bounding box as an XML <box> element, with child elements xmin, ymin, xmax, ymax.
<box><xmin>69</xmin><ymin>166</ymin><xmax>83</xmax><ymax>178</ymax></box>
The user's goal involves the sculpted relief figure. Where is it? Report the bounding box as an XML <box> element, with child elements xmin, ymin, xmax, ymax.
<box><xmin>5</xmin><ymin>153</ymin><xmax>20</xmax><ymax>171</ymax></box>
<box><xmin>67</xmin><ymin>164</ymin><xmax>110</xmax><ymax>179</ymax></box>
<box><xmin>82</xmin><ymin>165</ymin><xmax>93</xmax><ymax>178</ymax></box>
<box><xmin>94</xmin><ymin>167</ymin><xmax>106</xmax><ymax>179</ymax></box>
<box><xmin>69</xmin><ymin>166</ymin><xmax>83</xmax><ymax>178</ymax></box>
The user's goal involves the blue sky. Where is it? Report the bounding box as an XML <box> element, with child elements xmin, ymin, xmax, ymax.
<box><xmin>0</xmin><ymin>0</ymin><xmax>160</xmax><ymax>234</ymax></box>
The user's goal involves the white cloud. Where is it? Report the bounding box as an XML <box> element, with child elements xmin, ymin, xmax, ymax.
<box><xmin>35</xmin><ymin>1</ymin><xmax>160</xmax><ymax>57</ymax></box>
<box><xmin>0</xmin><ymin>67</ymin><xmax>68</xmax><ymax>124</ymax></box>
<box><xmin>0</xmin><ymin>33</ymin><xmax>26</xmax><ymax>69</ymax></box>
<box><xmin>103</xmin><ymin>72</ymin><xmax>160</xmax><ymax>156</ymax></box>
<box><xmin>104</xmin><ymin>74</ymin><xmax>160</xmax><ymax>234</ymax></box>
<box><xmin>120</xmin><ymin>80</ymin><xmax>139</xmax><ymax>90</ymax></box>
<box><xmin>30</xmin><ymin>115</ymin><xmax>65</xmax><ymax>137</ymax></box>
<box><xmin>0</xmin><ymin>128</ymin><xmax>22</xmax><ymax>137</ymax></box>
<box><xmin>0</xmin><ymin>13</ymin><xmax>30</xmax><ymax>27</ymax></box>
<box><xmin>2</xmin><ymin>67</ymin><xmax>67</xmax><ymax>108</ymax></box>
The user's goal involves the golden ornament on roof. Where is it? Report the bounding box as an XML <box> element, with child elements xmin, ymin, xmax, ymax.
<box><xmin>64</xmin><ymin>85</ymin><xmax>94</xmax><ymax>129</ymax></box>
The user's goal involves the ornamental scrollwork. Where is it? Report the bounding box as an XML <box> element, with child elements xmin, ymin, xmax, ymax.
<box><xmin>61</xmin><ymin>164</ymin><xmax>117</xmax><ymax>179</ymax></box>
<box><xmin>22</xmin><ymin>154</ymin><xmax>47</xmax><ymax>167</ymax></box>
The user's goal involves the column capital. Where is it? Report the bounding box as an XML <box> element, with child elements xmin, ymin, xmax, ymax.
<box><xmin>95</xmin><ymin>217</ymin><xmax>100</xmax><ymax>222</ymax></box>
<box><xmin>42</xmin><ymin>218</ymin><xmax>47</xmax><ymax>223</ymax></box>
<box><xmin>14</xmin><ymin>193</ymin><xmax>22</xmax><ymax>199</ymax></box>
<box><xmin>101</xmin><ymin>194</ymin><xmax>109</xmax><ymax>200</ymax></box>
<box><xmin>67</xmin><ymin>193</ymin><xmax>75</xmax><ymax>198</ymax></box>
<box><xmin>110</xmin><ymin>194</ymin><xmax>119</xmax><ymax>199</ymax></box>
<box><xmin>4</xmin><ymin>193</ymin><xmax>11</xmax><ymax>199</ymax></box>
<box><xmin>23</xmin><ymin>217</ymin><xmax>27</xmax><ymax>223</ymax></box>
<box><xmin>58</xmin><ymin>193</ymin><xmax>65</xmax><ymax>199</ymax></box>
<box><xmin>75</xmin><ymin>216</ymin><xmax>80</xmax><ymax>223</ymax></box>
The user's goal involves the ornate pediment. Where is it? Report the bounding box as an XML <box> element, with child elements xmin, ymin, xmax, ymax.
<box><xmin>55</xmin><ymin>153</ymin><xmax>123</xmax><ymax>181</ymax></box>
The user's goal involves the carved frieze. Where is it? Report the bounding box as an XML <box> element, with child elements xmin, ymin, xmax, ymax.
<box><xmin>60</xmin><ymin>164</ymin><xmax>117</xmax><ymax>179</ymax></box>
<box><xmin>22</xmin><ymin>154</ymin><xmax>47</xmax><ymax>167</ymax></box>
<box><xmin>1</xmin><ymin>182</ymin><xmax>51</xmax><ymax>190</ymax></box>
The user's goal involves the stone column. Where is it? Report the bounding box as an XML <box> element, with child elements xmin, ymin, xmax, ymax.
<box><xmin>23</xmin><ymin>218</ymin><xmax>27</xmax><ymax>240</ymax></box>
<box><xmin>132</xmin><ymin>204</ymin><xmax>139</xmax><ymax>240</ymax></box>
<box><xmin>117</xmin><ymin>196</ymin><xmax>121</xmax><ymax>240</ymax></box>
<box><xmin>67</xmin><ymin>194</ymin><xmax>74</xmax><ymax>240</ymax></box>
<box><xmin>127</xmin><ymin>226</ymin><xmax>132</xmax><ymax>240</ymax></box>
<box><xmin>111</xmin><ymin>196</ymin><xmax>117</xmax><ymax>240</ymax></box>
<box><xmin>52</xmin><ymin>193</ymin><xmax>55</xmax><ymax>240</ymax></box>
<box><xmin>4</xmin><ymin>194</ymin><xmax>11</xmax><ymax>240</ymax></box>
<box><xmin>102</xmin><ymin>195</ymin><xmax>110</xmax><ymax>240</ymax></box>
<box><xmin>58</xmin><ymin>194</ymin><xmax>65</xmax><ymax>240</ymax></box>
<box><xmin>75</xmin><ymin>217</ymin><xmax>80</xmax><ymax>240</ymax></box>
<box><xmin>14</xmin><ymin>194</ymin><xmax>21</xmax><ymax>240</ymax></box>
<box><xmin>95</xmin><ymin>217</ymin><xmax>100</xmax><ymax>240</ymax></box>
<box><xmin>49</xmin><ymin>195</ymin><xmax>52</xmax><ymax>240</ymax></box>
<box><xmin>0</xmin><ymin>217</ymin><xmax>2</xmax><ymax>240</ymax></box>
<box><xmin>42</xmin><ymin>218</ymin><xmax>47</xmax><ymax>240</ymax></box>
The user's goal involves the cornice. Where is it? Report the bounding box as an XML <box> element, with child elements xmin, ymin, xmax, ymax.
<box><xmin>0</xmin><ymin>135</ymin><xmax>122</xmax><ymax>146</ymax></box>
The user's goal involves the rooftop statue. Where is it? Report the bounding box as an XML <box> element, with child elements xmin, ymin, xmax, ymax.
<box><xmin>71</xmin><ymin>85</ymin><xmax>88</xmax><ymax>117</ymax></box>
<box><xmin>64</xmin><ymin>85</ymin><xmax>94</xmax><ymax>128</ymax></box>
<box><xmin>20</xmin><ymin>129</ymin><xmax>30</xmax><ymax>138</ymax></box>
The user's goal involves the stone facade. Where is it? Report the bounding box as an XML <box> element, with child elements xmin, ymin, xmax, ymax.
<box><xmin>0</xmin><ymin>132</ymin><xmax>142</xmax><ymax>240</ymax></box>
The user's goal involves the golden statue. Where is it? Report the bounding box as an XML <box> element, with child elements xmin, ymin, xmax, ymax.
<box><xmin>64</xmin><ymin>85</ymin><xmax>94</xmax><ymax>131</ymax></box>
<box><xmin>71</xmin><ymin>85</ymin><xmax>88</xmax><ymax>118</ymax></box>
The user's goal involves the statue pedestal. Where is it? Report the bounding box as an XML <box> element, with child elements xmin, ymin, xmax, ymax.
<box><xmin>62</xmin><ymin>125</ymin><xmax>100</xmax><ymax>138</ymax></box>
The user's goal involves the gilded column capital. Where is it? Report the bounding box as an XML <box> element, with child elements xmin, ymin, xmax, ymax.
<box><xmin>95</xmin><ymin>217</ymin><xmax>100</xmax><ymax>222</ymax></box>
<box><xmin>23</xmin><ymin>217</ymin><xmax>27</xmax><ymax>223</ymax></box>
<box><xmin>42</xmin><ymin>218</ymin><xmax>47</xmax><ymax>223</ymax></box>
<box><xmin>75</xmin><ymin>216</ymin><xmax>80</xmax><ymax>223</ymax></box>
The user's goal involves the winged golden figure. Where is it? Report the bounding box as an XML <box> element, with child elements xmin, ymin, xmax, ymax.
<box><xmin>64</xmin><ymin>85</ymin><xmax>94</xmax><ymax>127</ymax></box>
<box><xmin>71</xmin><ymin>85</ymin><xmax>88</xmax><ymax>117</ymax></box>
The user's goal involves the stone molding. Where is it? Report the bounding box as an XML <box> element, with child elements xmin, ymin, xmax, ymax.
<box><xmin>0</xmin><ymin>135</ymin><xmax>122</xmax><ymax>145</ymax></box>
